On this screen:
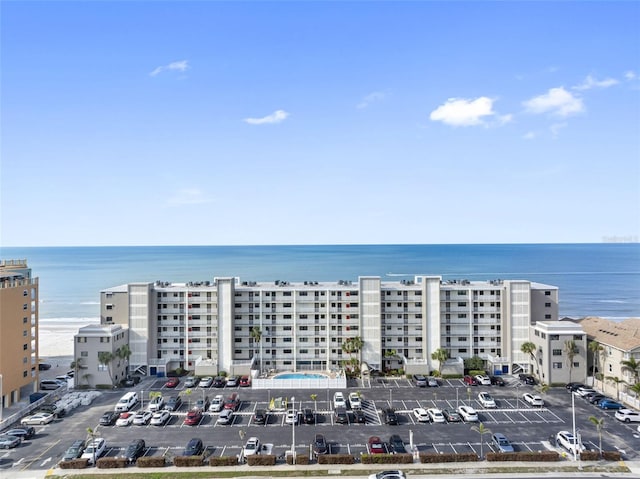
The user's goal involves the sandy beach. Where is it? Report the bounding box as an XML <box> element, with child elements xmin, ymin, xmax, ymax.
<box><xmin>38</xmin><ymin>319</ymin><xmax>99</xmax><ymax>359</ymax></box>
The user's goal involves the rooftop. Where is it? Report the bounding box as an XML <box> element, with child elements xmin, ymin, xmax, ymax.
<box><xmin>577</xmin><ymin>316</ymin><xmax>640</xmax><ymax>352</ymax></box>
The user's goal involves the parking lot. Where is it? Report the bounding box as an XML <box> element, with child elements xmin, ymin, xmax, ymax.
<box><xmin>2</xmin><ymin>374</ymin><xmax>640</xmax><ymax>472</ymax></box>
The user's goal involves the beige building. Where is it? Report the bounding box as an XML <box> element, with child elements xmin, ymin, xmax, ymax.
<box><xmin>73</xmin><ymin>324</ymin><xmax>129</xmax><ymax>388</ymax></box>
<box><xmin>0</xmin><ymin>260</ymin><xmax>39</xmax><ymax>408</ymax></box>
<box><xmin>531</xmin><ymin>321</ymin><xmax>587</xmax><ymax>385</ymax></box>
<box><xmin>98</xmin><ymin>275</ymin><xmax>558</xmax><ymax>377</ymax></box>
<box><xmin>578</xmin><ymin>316</ymin><xmax>640</xmax><ymax>400</ymax></box>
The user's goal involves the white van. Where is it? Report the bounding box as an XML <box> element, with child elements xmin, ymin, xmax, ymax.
<box><xmin>114</xmin><ymin>392</ymin><xmax>139</xmax><ymax>412</ymax></box>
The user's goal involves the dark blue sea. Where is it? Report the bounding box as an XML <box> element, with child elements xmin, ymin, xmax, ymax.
<box><xmin>1</xmin><ymin>244</ymin><xmax>638</xmax><ymax>322</ymax></box>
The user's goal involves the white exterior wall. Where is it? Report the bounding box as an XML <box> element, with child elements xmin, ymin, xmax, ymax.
<box><xmin>216</xmin><ymin>278</ymin><xmax>234</xmax><ymax>373</ymax></box>
<box><xmin>360</xmin><ymin>276</ymin><xmax>381</xmax><ymax>371</ymax></box>
<box><xmin>508</xmin><ymin>281</ymin><xmax>532</xmax><ymax>369</ymax></box>
<box><xmin>128</xmin><ymin>283</ymin><xmax>151</xmax><ymax>373</ymax></box>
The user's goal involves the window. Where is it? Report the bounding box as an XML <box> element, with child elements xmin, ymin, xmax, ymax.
<box><xmin>552</xmin><ymin>362</ymin><xmax>562</xmax><ymax>369</ymax></box>
<box><xmin>573</xmin><ymin>362</ymin><xmax>580</xmax><ymax>368</ymax></box>
<box><xmin>573</xmin><ymin>335</ymin><xmax>583</xmax><ymax>340</ymax></box>
<box><xmin>545</xmin><ymin>314</ymin><xmax>552</xmax><ymax>319</ymax></box>
<box><xmin>457</xmin><ymin>302</ymin><xmax>466</xmax><ymax>307</ymax></box>
<box><xmin>81</xmin><ymin>351</ymin><xmax>88</xmax><ymax>357</ymax></box>
<box><xmin>23</xmin><ymin>344</ymin><xmax>28</xmax><ymax>350</ymax></box>
<box><xmin>552</xmin><ymin>349</ymin><xmax>562</xmax><ymax>356</ymax></box>
<box><xmin>549</xmin><ymin>334</ymin><xmax>559</xmax><ymax>340</ymax></box>
<box><xmin>23</xmin><ymin>330</ymin><xmax>27</xmax><ymax>337</ymax></box>
<box><xmin>545</xmin><ymin>302</ymin><xmax>551</xmax><ymax>307</ymax></box>
<box><xmin>106</xmin><ymin>304</ymin><xmax>113</xmax><ymax>310</ymax></box>
<box><xmin>545</xmin><ymin>291</ymin><xmax>551</xmax><ymax>296</ymax></box>
<box><xmin>23</xmin><ymin>317</ymin><xmax>28</xmax><ymax>324</ymax></box>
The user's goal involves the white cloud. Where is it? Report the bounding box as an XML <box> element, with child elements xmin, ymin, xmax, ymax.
<box><xmin>166</xmin><ymin>188</ymin><xmax>212</xmax><ymax>206</ymax></box>
<box><xmin>522</xmin><ymin>131</ymin><xmax>537</xmax><ymax>140</ymax></box>
<box><xmin>574</xmin><ymin>74</ymin><xmax>619</xmax><ymax>91</ymax></box>
<box><xmin>429</xmin><ymin>96</ymin><xmax>499</xmax><ymax>127</ymax></box>
<box><xmin>357</xmin><ymin>91</ymin><xmax>386</xmax><ymax>109</ymax></box>
<box><xmin>150</xmin><ymin>60</ymin><xmax>190</xmax><ymax>77</ymax></box>
<box><xmin>243</xmin><ymin>110</ymin><xmax>290</xmax><ymax>125</ymax></box>
<box><xmin>625</xmin><ymin>71</ymin><xmax>637</xmax><ymax>80</ymax></box>
<box><xmin>522</xmin><ymin>87</ymin><xmax>584</xmax><ymax>117</ymax></box>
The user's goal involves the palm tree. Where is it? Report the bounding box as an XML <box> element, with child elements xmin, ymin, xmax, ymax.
<box><xmin>470</xmin><ymin>422</ymin><xmax>492</xmax><ymax>459</ymax></box>
<box><xmin>621</xmin><ymin>357</ymin><xmax>640</xmax><ymax>385</ymax></box>
<box><xmin>98</xmin><ymin>351</ymin><xmax>115</xmax><ymax>386</ymax></box>
<box><xmin>588</xmin><ymin>416</ymin><xmax>605</xmax><ymax>457</ymax></box>
<box><xmin>564</xmin><ymin>340</ymin><xmax>578</xmax><ymax>384</ymax></box>
<box><xmin>310</xmin><ymin>394</ymin><xmax>317</xmax><ymax>415</ymax></box>
<box><xmin>629</xmin><ymin>382</ymin><xmax>640</xmax><ymax>399</ymax></box>
<box><xmin>116</xmin><ymin>344</ymin><xmax>132</xmax><ymax>376</ymax></box>
<box><xmin>148</xmin><ymin>391</ymin><xmax>162</xmax><ymax>410</ymax></box>
<box><xmin>520</xmin><ymin>342</ymin><xmax>537</xmax><ymax>374</ymax></box>
<box><xmin>341</xmin><ymin>336</ymin><xmax>364</xmax><ymax>375</ymax></box>
<box><xmin>431</xmin><ymin>348</ymin><xmax>448</xmax><ymax>374</ymax></box>
<box><xmin>606</xmin><ymin>376</ymin><xmax>625</xmax><ymax>400</ymax></box>
<box><xmin>588</xmin><ymin>341</ymin><xmax>604</xmax><ymax>384</ymax></box>
<box><xmin>86</xmin><ymin>427</ymin><xmax>97</xmax><ymax>466</ymax></box>
<box><xmin>250</xmin><ymin>327</ymin><xmax>263</xmax><ymax>373</ymax></box>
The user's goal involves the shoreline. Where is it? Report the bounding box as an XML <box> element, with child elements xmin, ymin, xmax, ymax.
<box><xmin>38</xmin><ymin>319</ymin><xmax>99</xmax><ymax>358</ymax></box>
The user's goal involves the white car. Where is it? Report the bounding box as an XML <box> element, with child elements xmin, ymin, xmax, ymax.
<box><xmin>427</xmin><ymin>408</ymin><xmax>446</xmax><ymax>423</ymax></box>
<box><xmin>199</xmin><ymin>376</ymin><xmax>214</xmax><ymax>388</ymax></box>
<box><xmin>349</xmin><ymin>392</ymin><xmax>362</xmax><ymax>409</ymax></box>
<box><xmin>217</xmin><ymin>408</ymin><xmax>234</xmax><ymax>425</ymax></box>
<box><xmin>368</xmin><ymin>471</ymin><xmax>407</xmax><ymax>479</ymax></box>
<box><xmin>333</xmin><ymin>392</ymin><xmax>347</xmax><ymax>409</ymax></box>
<box><xmin>209</xmin><ymin>394</ymin><xmax>225</xmax><ymax>413</ymax></box>
<box><xmin>475</xmin><ymin>374</ymin><xmax>491</xmax><ymax>385</ymax></box>
<box><xmin>81</xmin><ymin>438</ymin><xmax>106</xmax><ymax>465</ymax></box>
<box><xmin>285</xmin><ymin>409</ymin><xmax>299</xmax><ymax>425</ymax></box>
<box><xmin>615</xmin><ymin>409</ymin><xmax>640</xmax><ymax>423</ymax></box>
<box><xmin>243</xmin><ymin>436</ymin><xmax>261</xmax><ymax>456</ymax></box>
<box><xmin>556</xmin><ymin>430</ymin><xmax>585</xmax><ymax>455</ymax></box>
<box><xmin>133</xmin><ymin>410</ymin><xmax>153</xmax><ymax>425</ymax></box>
<box><xmin>457</xmin><ymin>405</ymin><xmax>479</xmax><ymax>422</ymax></box>
<box><xmin>413</xmin><ymin>407</ymin><xmax>430</xmax><ymax>423</ymax></box>
<box><xmin>148</xmin><ymin>395</ymin><xmax>165</xmax><ymax>412</ymax></box>
<box><xmin>21</xmin><ymin>413</ymin><xmax>54</xmax><ymax>425</ymax></box>
<box><xmin>575</xmin><ymin>387</ymin><xmax>597</xmax><ymax>397</ymax></box>
<box><xmin>523</xmin><ymin>393</ymin><xmax>544</xmax><ymax>407</ymax></box>
<box><xmin>150</xmin><ymin>410</ymin><xmax>171</xmax><ymax>426</ymax></box>
<box><xmin>116</xmin><ymin>412</ymin><xmax>135</xmax><ymax>427</ymax></box>
<box><xmin>478</xmin><ymin>392</ymin><xmax>496</xmax><ymax>408</ymax></box>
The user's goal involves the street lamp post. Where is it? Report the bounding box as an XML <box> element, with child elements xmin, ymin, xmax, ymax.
<box><xmin>291</xmin><ymin>396</ymin><xmax>296</xmax><ymax>464</ymax></box>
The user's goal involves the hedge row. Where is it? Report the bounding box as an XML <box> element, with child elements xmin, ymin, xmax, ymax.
<box><xmin>317</xmin><ymin>454</ymin><xmax>356</xmax><ymax>465</ymax></box>
<box><xmin>361</xmin><ymin>453</ymin><xmax>413</xmax><ymax>464</ymax></box>
<box><xmin>286</xmin><ymin>454</ymin><xmax>310</xmax><ymax>465</ymax></box>
<box><xmin>174</xmin><ymin>455</ymin><xmax>204</xmax><ymax>467</ymax></box>
<box><xmin>247</xmin><ymin>455</ymin><xmax>277</xmax><ymax>466</ymax></box>
<box><xmin>486</xmin><ymin>451</ymin><xmax>560</xmax><ymax>462</ymax></box>
<box><xmin>58</xmin><ymin>458</ymin><xmax>88</xmax><ymax>469</ymax></box>
<box><xmin>136</xmin><ymin>456</ymin><xmax>167</xmax><ymax>468</ymax></box>
<box><xmin>420</xmin><ymin>453</ymin><xmax>478</xmax><ymax>463</ymax></box>
<box><xmin>580</xmin><ymin>451</ymin><xmax>622</xmax><ymax>461</ymax></box>
<box><xmin>209</xmin><ymin>456</ymin><xmax>239</xmax><ymax>466</ymax></box>
<box><xmin>96</xmin><ymin>457</ymin><xmax>128</xmax><ymax>468</ymax></box>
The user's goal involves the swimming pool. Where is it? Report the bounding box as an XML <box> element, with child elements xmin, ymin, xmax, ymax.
<box><xmin>274</xmin><ymin>372</ymin><xmax>328</xmax><ymax>380</ymax></box>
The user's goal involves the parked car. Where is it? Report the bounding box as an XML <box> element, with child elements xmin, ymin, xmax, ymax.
<box><xmin>184</xmin><ymin>409</ymin><xmax>203</xmax><ymax>426</ymax></box>
<box><xmin>165</xmin><ymin>396</ymin><xmax>182</xmax><ymax>412</ymax></box>
<box><xmin>62</xmin><ymin>439</ymin><xmax>85</xmax><ymax>461</ymax></box>
<box><xmin>21</xmin><ymin>413</ymin><xmax>54</xmax><ymax>425</ymax></box>
<box><xmin>226</xmin><ymin>375</ymin><xmax>239</xmax><ymax>387</ymax></box>
<box><xmin>213</xmin><ymin>376</ymin><xmax>226</xmax><ymax>388</ymax></box>
<box><xmin>389</xmin><ymin>434</ymin><xmax>406</xmax><ymax>454</ymax></box>
<box><xmin>184</xmin><ymin>376</ymin><xmax>199</xmax><ymax>388</ymax></box>
<box><xmin>37</xmin><ymin>403</ymin><xmax>66</xmax><ymax>418</ymax></box>
<box><xmin>313</xmin><ymin>433</ymin><xmax>328</xmax><ymax>456</ymax></box>
<box><xmin>457</xmin><ymin>405</ymin><xmax>479</xmax><ymax>422</ymax></box>
<box><xmin>368</xmin><ymin>471</ymin><xmax>406</xmax><ymax>479</ymax></box>
<box><xmin>518</xmin><ymin>374</ymin><xmax>536</xmax><ymax>385</ymax></box>
<box><xmin>150</xmin><ymin>410</ymin><xmax>171</xmax><ymax>426</ymax></box>
<box><xmin>195</xmin><ymin>396</ymin><xmax>210</xmax><ymax>411</ymax></box>
<box><xmin>523</xmin><ymin>393</ymin><xmax>544</xmax><ymax>407</ymax></box>
<box><xmin>0</xmin><ymin>435</ymin><xmax>21</xmax><ymax>449</ymax></box>
<box><xmin>133</xmin><ymin>410</ymin><xmax>153</xmax><ymax>426</ymax></box>
<box><xmin>348</xmin><ymin>392</ymin><xmax>362</xmax><ymax>409</ymax></box>
<box><xmin>413</xmin><ymin>407</ymin><xmax>430</xmax><ymax>423</ymax></box>
<box><xmin>492</xmin><ymin>433</ymin><xmax>514</xmax><ymax>453</ymax></box>
<box><xmin>566</xmin><ymin>382</ymin><xmax>585</xmax><ymax>391</ymax></box>
<box><xmin>148</xmin><ymin>395</ymin><xmax>165</xmax><ymax>412</ymax></box>
<box><xmin>556</xmin><ymin>430</ymin><xmax>585</xmax><ymax>455</ymax></box>
<box><xmin>285</xmin><ymin>409</ymin><xmax>299</xmax><ymax>425</ymax></box>
<box><xmin>334</xmin><ymin>407</ymin><xmax>349</xmax><ymax>424</ymax></box>
<box><xmin>463</xmin><ymin>375</ymin><xmax>478</xmax><ymax>386</ymax></box>
<box><xmin>443</xmin><ymin>409</ymin><xmax>462</xmax><ymax>422</ymax></box>
<box><xmin>427</xmin><ymin>376</ymin><xmax>439</xmax><ymax>387</ymax></box>
<box><xmin>615</xmin><ymin>409</ymin><xmax>640</xmax><ymax>423</ymax></box>
<box><xmin>122</xmin><ymin>439</ymin><xmax>145</xmax><ymax>463</ymax></box>
<box><xmin>183</xmin><ymin>438</ymin><xmax>204</xmax><ymax>456</ymax></box>
<box><xmin>209</xmin><ymin>394</ymin><xmax>224</xmax><ymax>412</ymax></box>
<box><xmin>165</xmin><ymin>377</ymin><xmax>180</xmax><ymax>388</ymax></box>
<box><xmin>587</xmin><ymin>394</ymin><xmax>608</xmax><ymax>404</ymax></box>
<box><xmin>81</xmin><ymin>438</ymin><xmax>106</xmax><ymax>465</ymax></box>
<box><xmin>478</xmin><ymin>392</ymin><xmax>496</xmax><ymax>408</ymax></box>
<box><xmin>368</xmin><ymin>436</ymin><xmax>386</xmax><ymax>454</ymax></box>
<box><xmin>475</xmin><ymin>374</ymin><xmax>491</xmax><ymax>385</ymax></box>
<box><xmin>199</xmin><ymin>376</ymin><xmax>214</xmax><ymax>388</ymax></box>
<box><xmin>428</xmin><ymin>408</ymin><xmax>446</xmax><ymax>423</ymax></box>
<box><xmin>223</xmin><ymin>393</ymin><xmax>240</xmax><ymax>411</ymax></box>
<box><xmin>413</xmin><ymin>374</ymin><xmax>427</xmax><ymax>387</ymax></box>
<box><xmin>490</xmin><ymin>375</ymin><xmax>506</xmax><ymax>386</ymax></box>
<box><xmin>239</xmin><ymin>375</ymin><xmax>251</xmax><ymax>387</ymax></box>
<box><xmin>99</xmin><ymin>410</ymin><xmax>119</xmax><ymax>426</ymax></box>
<box><xmin>38</xmin><ymin>362</ymin><xmax>52</xmax><ymax>370</ymax></box>
<box><xmin>575</xmin><ymin>387</ymin><xmax>597</xmax><ymax>397</ymax></box>
<box><xmin>253</xmin><ymin>409</ymin><xmax>268</xmax><ymax>425</ymax></box>
<box><xmin>598</xmin><ymin>398</ymin><xmax>624</xmax><ymax>410</ymax></box>
<box><xmin>217</xmin><ymin>408</ymin><xmax>234</xmax><ymax>425</ymax></box>
<box><xmin>243</xmin><ymin>437</ymin><xmax>261</xmax><ymax>456</ymax></box>
<box><xmin>302</xmin><ymin>408</ymin><xmax>315</xmax><ymax>424</ymax></box>
<box><xmin>116</xmin><ymin>412</ymin><xmax>135</xmax><ymax>427</ymax></box>
<box><xmin>383</xmin><ymin>407</ymin><xmax>398</xmax><ymax>425</ymax></box>
<box><xmin>353</xmin><ymin>409</ymin><xmax>366</xmax><ymax>423</ymax></box>
<box><xmin>5</xmin><ymin>427</ymin><xmax>35</xmax><ymax>440</ymax></box>
<box><xmin>333</xmin><ymin>392</ymin><xmax>347</xmax><ymax>409</ymax></box>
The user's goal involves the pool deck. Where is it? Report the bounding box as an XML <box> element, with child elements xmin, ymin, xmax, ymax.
<box><xmin>252</xmin><ymin>370</ymin><xmax>346</xmax><ymax>390</ymax></box>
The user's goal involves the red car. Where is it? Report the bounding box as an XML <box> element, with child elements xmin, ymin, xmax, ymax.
<box><xmin>463</xmin><ymin>375</ymin><xmax>478</xmax><ymax>386</ymax></box>
<box><xmin>165</xmin><ymin>377</ymin><xmax>180</xmax><ymax>388</ymax></box>
<box><xmin>183</xmin><ymin>409</ymin><xmax>202</xmax><ymax>426</ymax></box>
<box><xmin>239</xmin><ymin>375</ymin><xmax>251</xmax><ymax>387</ymax></box>
<box><xmin>368</xmin><ymin>436</ymin><xmax>385</xmax><ymax>454</ymax></box>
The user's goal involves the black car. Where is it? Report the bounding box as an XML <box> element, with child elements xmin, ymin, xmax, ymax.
<box><xmin>183</xmin><ymin>438</ymin><xmax>204</xmax><ymax>456</ymax></box>
<box><xmin>334</xmin><ymin>407</ymin><xmax>349</xmax><ymax>424</ymax></box>
<box><xmin>5</xmin><ymin>427</ymin><xmax>35</xmax><ymax>440</ymax></box>
<box><xmin>518</xmin><ymin>374</ymin><xmax>536</xmax><ymax>385</ymax></box>
<box><xmin>490</xmin><ymin>375</ymin><xmax>505</xmax><ymax>386</ymax></box>
<box><xmin>383</xmin><ymin>408</ymin><xmax>398</xmax><ymax>425</ymax></box>
<box><xmin>38</xmin><ymin>363</ymin><xmax>52</xmax><ymax>371</ymax></box>
<box><xmin>442</xmin><ymin>409</ymin><xmax>462</xmax><ymax>423</ymax></box>
<box><xmin>588</xmin><ymin>394</ymin><xmax>608</xmax><ymax>404</ymax></box>
<box><xmin>213</xmin><ymin>376</ymin><xmax>226</xmax><ymax>388</ymax></box>
<box><xmin>353</xmin><ymin>409</ymin><xmax>366</xmax><ymax>423</ymax></box>
<box><xmin>99</xmin><ymin>410</ymin><xmax>119</xmax><ymax>426</ymax></box>
<box><xmin>120</xmin><ymin>375</ymin><xmax>142</xmax><ymax>387</ymax></box>
<box><xmin>123</xmin><ymin>439</ymin><xmax>146</xmax><ymax>463</ymax></box>
<box><xmin>302</xmin><ymin>408</ymin><xmax>315</xmax><ymax>424</ymax></box>
<box><xmin>253</xmin><ymin>409</ymin><xmax>267</xmax><ymax>425</ymax></box>
<box><xmin>165</xmin><ymin>396</ymin><xmax>182</xmax><ymax>412</ymax></box>
<box><xmin>565</xmin><ymin>382</ymin><xmax>584</xmax><ymax>391</ymax></box>
<box><xmin>389</xmin><ymin>434</ymin><xmax>406</xmax><ymax>454</ymax></box>
<box><xmin>62</xmin><ymin>440</ymin><xmax>86</xmax><ymax>461</ymax></box>
<box><xmin>312</xmin><ymin>433</ymin><xmax>328</xmax><ymax>456</ymax></box>
<box><xmin>568</xmin><ymin>383</ymin><xmax>586</xmax><ymax>392</ymax></box>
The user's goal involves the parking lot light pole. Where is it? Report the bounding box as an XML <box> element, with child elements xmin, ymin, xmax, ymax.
<box><xmin>291</xmin><ymin>396</ymin><xmax>296</xmax><ymax>464</ymax></box>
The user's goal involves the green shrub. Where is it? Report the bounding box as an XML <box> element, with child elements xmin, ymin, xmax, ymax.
<box><xmin>58</xmin><ymin>458</ymin><xmax>88</xmax><ymax>469</ymax></box>
<box><xmin>317</xmin><ymin>454</ymin><xmax>355</xmax><ymax>465</ymax></box>
<box><xmin>96</xmin><ymin>457</ymin><xmax>128</xmax><ymax>469</ymax></box>
<box><xmin>136</xmin><ymin>456</ymin><xmax>166</xmax><ymax>468</ymax></box>
<box><xmin>286</xmin><ymin>454</ymin><xmax>310</xmax><ymax>465</ymax></box>
<box><xmin>361</xmin><ymin>453</ymin><xmax>413</xmax><ymax>464</ymax></box>
<box><xmin>173</xmin><ymin>455</ymin><xmax>204</xmax><ymax>467</ymax></box>
<box><xmin>96</xmin><ymin>384</ymin><xmax>113</xmax><ymax>390</ymax></box>
<box><xmin>486</xmin><ymin>451</ymin><xmax>559</xmax><ymax>462</ymax></box>
<box><xmin>247</xmin><ymin>454</ymin><xmax>276</xmax><ymax>466</ymax></box>
<box><xmin>420</xmin><ymin>452</ymin><xmax>478</xmax><ymax>463</ymax></box>
<box><xmin>209</xmin><ymin>456</ymin><xmax>239</xmax><ymax>466</ymax></box>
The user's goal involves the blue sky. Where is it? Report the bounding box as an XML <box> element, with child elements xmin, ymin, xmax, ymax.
<box><xmin>1</xmin><ymin>1</ymin><xmax>639</xmax><ymax>246</ymax></box>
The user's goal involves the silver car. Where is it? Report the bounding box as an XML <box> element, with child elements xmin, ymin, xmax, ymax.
<box><xmin>0</xmin><ymin>435</ymin><xmax>21</xmax><ymax>449</ymax></box>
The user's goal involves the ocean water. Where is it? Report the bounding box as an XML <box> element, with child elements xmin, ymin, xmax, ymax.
<box><xmin>1</xmin><ymin>244</ymin><xmax>639</xmax><ymax>321</ymax></box>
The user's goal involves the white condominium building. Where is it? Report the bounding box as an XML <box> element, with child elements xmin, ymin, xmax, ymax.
<box><xmin>99</xmin><ymin>275</ymin><xmax>558</xmax><ymax>377</ymax></box>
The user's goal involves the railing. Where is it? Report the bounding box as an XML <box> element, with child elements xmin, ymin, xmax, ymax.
<box><xmin>0</xmin><ymin>384</ymin><xmax>67</xmax><ymax>433</ymax></box>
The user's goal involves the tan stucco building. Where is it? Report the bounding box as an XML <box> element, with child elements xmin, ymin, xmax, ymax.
<box><xmin>0</xmin><ymin>260</ymin><xmax>39</xmax><ymax>408</ymax></box>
